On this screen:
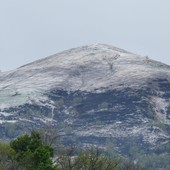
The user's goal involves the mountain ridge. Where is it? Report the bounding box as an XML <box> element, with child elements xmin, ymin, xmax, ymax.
<box><xmin>0</xmin><ymin>44</ymin><xmax>170</xmax><ymax>109</ymax></box>
<box><xmin>0</xmin><ymin>44</ymin><xmax>170</xmax><ymax>169</ymax></box>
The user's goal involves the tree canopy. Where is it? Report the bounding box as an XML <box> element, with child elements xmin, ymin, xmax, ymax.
<box><xmin>0</xmin><ymin>130</ymin><xmax>147</xmax><ymax>170</ymax></box>
<box><xmin>10</xmin><ymin>131</ymin><xmax>55</xmax><ymax>170</ymax></box>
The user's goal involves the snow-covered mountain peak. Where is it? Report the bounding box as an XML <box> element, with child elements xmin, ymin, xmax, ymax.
<box><xmin>0</xmin><ymin>44</ymin><xmax>170</xmax><ymax>109</ymax></box>
<box><xmin>0</xmin><ymin>45</ymin><xmax>170</xmax><ymax>168</ymax></box>
<box><xmin>18</xmin><ymin>44</ymin><xmax>138</xmax><ymax>70</ymax></box>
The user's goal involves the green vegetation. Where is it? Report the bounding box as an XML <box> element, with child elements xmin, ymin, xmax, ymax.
<box><xmin>56</xmin><ymin>146</ymin><xmax>121</xmax><ymax>170</ymax></box>
<box><xmin>0</xmin><ymin>130</ymin><xmax>147</xmax><ymax>170</ymax></box>
<box><xmin>0</xmin><ymin>142</ymin><xmax>16</xmax><ymax>170</ymax></box>
<box><xmin>10</xmin><ymin>131</ymin><xmax>55</xmax><ymax>170</ymax></box>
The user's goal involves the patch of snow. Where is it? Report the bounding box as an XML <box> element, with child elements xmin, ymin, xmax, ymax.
<box><xmin>74</xmin><ymin>122</ymin><xmax>169</xmax><ymax>145</ymax></box>
<box><xmin>0</xmin><ymin>120</ymin><xmax>17</xmax><ymax>124</ymax></box>
<box><xmin>0</xmin><ymin>112</ymin><xmax>12</xmax><ymax>116</ymax></box>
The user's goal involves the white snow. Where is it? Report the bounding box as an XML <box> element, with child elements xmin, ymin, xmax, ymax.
<box><xmin>0</xmin><ymin>120</ymin><xmax>17</xmax><ymax>124</ymax></box>
<box><xmin>0</xmin><ymin>112</ymin><xmax>12</xmax><ymax>116</ymax></box>
<box><xmin>0</xmin><ymin>44</ymin><xmax>170</xmax><ymax>109</ymax></box>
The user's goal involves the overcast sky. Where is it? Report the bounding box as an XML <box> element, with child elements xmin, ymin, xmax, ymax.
<box><xmin>0</xmin><ymin>0</ymin><xmax>170</xmax><ymax>71</ymax></box>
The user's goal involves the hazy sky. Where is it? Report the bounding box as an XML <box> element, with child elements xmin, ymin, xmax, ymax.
<box><xmin>0</xmin><ymin>0</ymin><xmax>170</xmax><ymax>71</ymax></box>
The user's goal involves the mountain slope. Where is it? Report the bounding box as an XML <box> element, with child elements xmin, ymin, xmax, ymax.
<box><xmin>0</xmin><ymin>44</ymin><xmax>170</xmax><ymax>169</ymax></box>
<box><xmin>0</xmin><ymin>44</ymin><xmax>170</xmax><ymax>108</ymax></box>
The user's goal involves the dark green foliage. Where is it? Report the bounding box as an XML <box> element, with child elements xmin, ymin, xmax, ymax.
<box><xmin>10</xmin><ymin>131</ymin><xmax>55</xmax><ymax>170</ymax></box>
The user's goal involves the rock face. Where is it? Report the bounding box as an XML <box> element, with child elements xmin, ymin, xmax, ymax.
<box><xmin>0</xmin><ymin>44</ymin><xmax>170</xmax><ymax>168</ymax></box>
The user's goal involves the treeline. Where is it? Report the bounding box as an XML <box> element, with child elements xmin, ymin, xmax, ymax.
<box><xmin>0</xmin><ymin>129</ymin><xmax>146</xmax><ymax>170</ymax></box>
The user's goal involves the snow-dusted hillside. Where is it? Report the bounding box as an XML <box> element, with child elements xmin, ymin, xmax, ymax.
<box><xmin>0</xmin><ymin>44</ymin><xmax>170</xmax><ymax>169</ymax></box>
<box><xmin>0</xmin><ymin>44</ymin><xmax>170</xmax><ymax>109</ymax></box>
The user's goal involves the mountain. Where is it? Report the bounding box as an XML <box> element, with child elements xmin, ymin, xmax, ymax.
<box><xmin>0</xmin><ymin>44</ymin><xmax>170</xmax><ymax>169</ymax></box>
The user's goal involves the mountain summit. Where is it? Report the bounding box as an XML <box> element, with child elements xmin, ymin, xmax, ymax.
<box><xmin>0</xmin><ymin>44</ymin><xmax>170</xmax><ymax>109</ymax></box>
<box><xmin>0</xmin><ymin>44</ymin><xmax>170</xmax><ymax>169</ymax></box>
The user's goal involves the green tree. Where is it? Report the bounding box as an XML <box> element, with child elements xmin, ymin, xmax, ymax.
<box><xmin>10</xmin><ymin>131</ymin><xmax>56</xmax><ymax>170</ymax></box>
